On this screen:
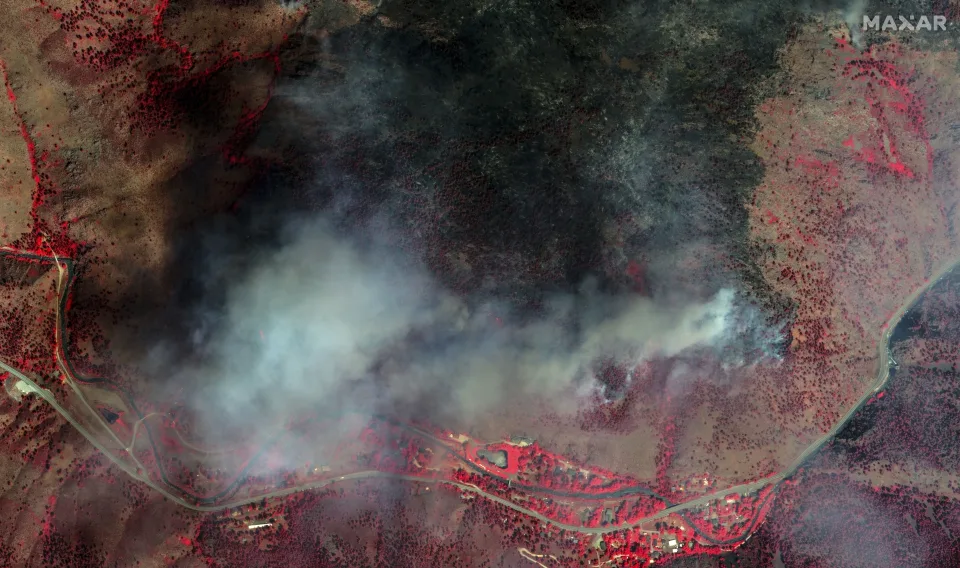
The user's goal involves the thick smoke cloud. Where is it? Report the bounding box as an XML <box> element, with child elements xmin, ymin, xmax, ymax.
<box><xmin>172</xmin><ymin>215</ymin><xmax>757</xmax><ymax>434</ymax></box>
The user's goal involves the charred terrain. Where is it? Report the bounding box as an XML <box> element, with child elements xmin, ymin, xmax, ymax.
<box><xmin>1</xmin><ymin>0</ymin><xmax>960</xmax><ymax>566</ymax></box>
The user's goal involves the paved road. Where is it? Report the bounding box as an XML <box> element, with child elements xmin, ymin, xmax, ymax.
<box><xmin>1</xmin><ymin>245</ymin><xmax>957</xmax><ymax>538</ymax></box>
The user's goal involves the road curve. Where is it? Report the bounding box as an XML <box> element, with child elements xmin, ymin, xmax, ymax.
<box><xmin>0</xmin><ymin>246</ymin><xmax>957</xmax><ymax>541</ymax></box>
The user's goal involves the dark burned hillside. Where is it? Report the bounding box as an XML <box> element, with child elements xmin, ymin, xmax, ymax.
<box><xmin>137</xmin><ymin>0</ymin><xmax>832</xmax><ymax>352</ymax></box>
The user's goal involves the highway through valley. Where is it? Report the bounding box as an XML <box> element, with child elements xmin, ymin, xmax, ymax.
<box><xmin>0</xmin><ymin>245</ymin><xmax>957</xmax><ymax>544</ymax></box>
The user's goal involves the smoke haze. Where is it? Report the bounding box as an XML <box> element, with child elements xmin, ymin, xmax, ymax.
<box><xmin>118</xmin><ymin>0</ymin><xmax>820</xmax><ymax>454</ymax></box>
<box><xmin>168</xmin><ymin>215</ymin><xmax>763</xmax><ymax>437</ymax></box>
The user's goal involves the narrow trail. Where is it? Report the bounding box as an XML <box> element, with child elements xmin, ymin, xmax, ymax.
<box><xmin>1</xmin><ymin>245</ymin><xmax>956</xmax><ymax>543</ymax></box>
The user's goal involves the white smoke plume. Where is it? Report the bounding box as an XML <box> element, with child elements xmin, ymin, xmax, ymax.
<box><xmin>844</xmin><ymin>0</ymin><xmax>868</xmax><ymax>48</ymax></box>
<box><xmin>171</xmin><ymin>214</ymin><xmax>754</xmax><ymax>437</ymax></box>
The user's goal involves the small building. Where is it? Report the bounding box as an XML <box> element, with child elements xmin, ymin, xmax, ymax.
<box><xmin>663</xmin><ymin>536</ymin><xmax>680</xmax><ymax>554</ymax></box>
